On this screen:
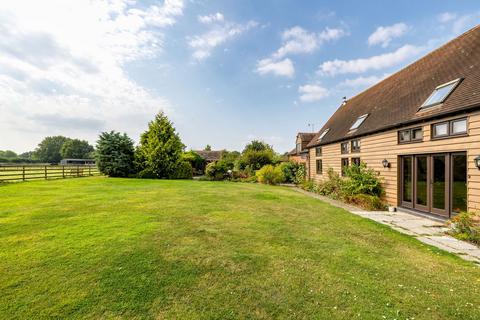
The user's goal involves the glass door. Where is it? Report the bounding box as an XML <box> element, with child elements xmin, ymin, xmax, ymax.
<box><xmin>451</xmin><ymin>153</ymin><xmax>467</xmax><ymax>214</ymax></box>
<box><xmin>414</xmin><ymin>155</ymin><xmax>430</xmax><ymax>212</ymax></box>
<box><xmin>401</xmin><ymin>156</ymin><xmax>413</xmax><ymax>208</ymax></box>
<box><xmin>430</xmin><ymin>154</ymin><xmax>449</xmax><ymax>217</ymax></box>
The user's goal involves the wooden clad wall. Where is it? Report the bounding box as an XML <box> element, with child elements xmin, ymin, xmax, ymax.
<box><xmin>309</xmin><ymin>110</ymin><xmax>480</xmax><ymax>212</ymax></box>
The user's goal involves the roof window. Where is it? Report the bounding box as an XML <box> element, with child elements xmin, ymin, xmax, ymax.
<box><xmin>318</xmin><ymin>128</ymin><xmax>330</xmax><ymax>141</ymax></box>
<box><xmin>349</xmin><ymin>114</ymin><xmax>368</xmax><ymax>131</ymax></box>
<box><xmin>420</xmin><ymin>78</ymin><xmax>462</xmax><ymax>109</ymax></box>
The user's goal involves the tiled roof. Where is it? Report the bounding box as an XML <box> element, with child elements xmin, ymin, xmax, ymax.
<box><xmin>194</xmin><ymin>150</ymin><xmax>223</xmax><ymax>161</ymax></box>
<box><xmin>308</xmin><ymin>25</ymin><xmax>480</xmax><ymax>148</ymax></box>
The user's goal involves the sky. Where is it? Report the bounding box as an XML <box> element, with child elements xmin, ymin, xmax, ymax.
<box><xmin>1</xmin><ymin>0</ymin><xmax>479</xmax><ymax>154</ymax></box>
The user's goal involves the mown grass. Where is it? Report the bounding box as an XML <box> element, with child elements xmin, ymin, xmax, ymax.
<box><xmin>0</xmin><ymin>177</ymin><xmax>479</xmax><ymax>319</ymax></box>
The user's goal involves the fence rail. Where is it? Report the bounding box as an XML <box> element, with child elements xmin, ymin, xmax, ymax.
<box><xmin>0</xmin><ymin>164</ymin><xmax>100</xmax><ymax>182</ymax></box>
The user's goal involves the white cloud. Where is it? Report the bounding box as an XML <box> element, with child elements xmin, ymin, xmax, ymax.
<box><xmin>256</xmin><ymin>58</ymin><xmax>295</xmax><ymax>77</ymax></box>
<box><xmin>339</xmin><ymin>74</ymin><xmax>390</xmax><ymax>88</ymax></box>
<box><xmin>318</xmin><ymin>44</ymin><xmax>424</xmax><ymax>76</ymax></box>
<box><xmin>438</xmin><ymin>12</ymin><xmax>457</xmax><ymax>23</ymax></box>
<box><xmin>0</xmin><ymin>0</ymin><xmax>184</xmax><ymax>152</ymax></box>
<box><xmin>255</xmin><ymin>25</ymin><xmax>346</xmax><ymax>78</ymax></box>
<box><xmin>368</xmin><ymin>23</ymin><xmax>409</xmax><ymax>47</ymax></box>
<box><xmin>273</xmin><ymin>26</ymin><xmax>346</xmax><ymax>59</ymax></box>
<box><xmin>298</xmin><ymin>84</ymin><xmax>329</xmax><ymax>102</ymax></box>
<box><xmin>188</xmin><ymin>18</ymin><xmax>258</xmax><ymax>61</ymax></box>
<box><xmin>452</xmin><ymin>12</ymin><xmax>480</xmax><ymax>34</ymax></box>
<box><xmin>198</xmin><ymin>12</ymin><xmax>224</xmax><ymax>24</ymax></box>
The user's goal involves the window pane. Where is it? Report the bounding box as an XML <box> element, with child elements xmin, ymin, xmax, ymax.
<box><xmin>452</xmin><ymin>154</ymin><xmax>467</xmax><ymax>213</ymax></box>
<box><xmin>433</xmin><ymin>123</ymin><xmax>448</xmax><ymax>137</ymax></box>
<box><xmin>402</xmin><ymin>157</ymin><xmax>412</xmax><ymax>202</ymax></box>
<box><xmin>350</xmin><ymin>114</ymin><xmax>368</xmax><ymax>130</ymax></box>
<box><xmin>432</xmin><ymin>155</ymin><xmax>446</xmax><ymax>210</ymax></box>
<box><xmin>412</xmin><ymin>128</ymin><xmax>423</xmax><ymax>140</ymax></box>
<box><xmin>352</xmin><ymin>158</ymin><xmax>360</xmax><ymax>166</ymax></box>
<box><xmin>423</xmin><ymin>82</ymin><xmax>456</xmax><ymax>106</ymax></box>
<box><xmin>416</xmin><ymin>156</ymin><xmax>428</xmax><ymax>206</ymax></box>
<box><xmin>316</xmin><ymin>147</ymin><xmax>322</xmax><ymax>156</ymax></box>
<box><xmin>316</xmin><ymin>160</ymin><xmax>322</xmax><ymax>174</ymax></box>
<box><xmin>451</xmin><ymin>119</ymin><xmax>467</xmax><ymax>134</ymax></box>
<box><xmin>399</xmin><ymin>130</ymin><xmax>411</xmax><ymax>142</ymax></box>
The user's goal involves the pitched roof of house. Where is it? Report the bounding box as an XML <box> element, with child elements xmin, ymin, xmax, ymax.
<box><xmin>308</xmin><ymin>25</ymin><xmax>480</xmax><ymax>148</ymax></box>
<box><xmin>194</xmin><ymin>150</ymin><xmax>223</xmax><ymax>161</ymax></box>
<box><xmin>298</xmin><ymin>132</ymin><xmax>316</xmax><ymax>142</ymax></box>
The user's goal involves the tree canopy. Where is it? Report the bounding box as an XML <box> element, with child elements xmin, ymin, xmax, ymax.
<box><xmin>60</xmin><ymin>139</ymin><xmax>94</xmax><ymax>159</ymax></box>
<box><xmin>96</xmin><ymin>131</ymin><xmax>135</xmax><ymax>177</ymax></box>
<box><xmin>135</xmin><ymin>111</ymin><xmax>186</xmax><ymax>178</ymax></box>
<box><xmin>34</xmin><ymin>136</ymin><xmax>71</xmax><ymax>163</ymax></box>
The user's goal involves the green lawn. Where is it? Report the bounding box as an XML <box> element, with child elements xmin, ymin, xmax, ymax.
<box><xmin>1</xmin><ymin>178</ymin><xmax>479</xmax><ymax>319</ymax></box>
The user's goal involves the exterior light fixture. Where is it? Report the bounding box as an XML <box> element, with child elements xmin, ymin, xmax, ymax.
<box><xmin>382</xmin><ymin>159</ymin><xmax>390</xmax><ymax>168</ymax></box>
<box><xmin>475</xmin><ymin>156</ymin><xmax>480</xmax><ymax>169</ymax></box>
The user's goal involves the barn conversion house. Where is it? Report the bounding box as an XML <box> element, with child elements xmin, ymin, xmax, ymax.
<box><xmin>306</xmin><ymin>25</ymin><xmax>480</xmax><ymax>218</ymax></box>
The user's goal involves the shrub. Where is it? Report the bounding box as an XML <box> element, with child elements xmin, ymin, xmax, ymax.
<box><xmin>449</xmin><ymin>212</ymin><xmax>480</xmax><ymax>245</ymax></box>
<box><xmin>301</xmin><ymin>180</ymin><xmax>319</xmax><ymax>193</ymax></box>
<box><xmin>169</xmin><ymin>161</ymin><xmax>193</xmax><ymax>179</ymax></box>
<box><xmin>182</xmin><ymin>151</ymin><xmax>205</xmax><ymax>174</ymax></box>
<box><xmin>205</xmin><ymin>160</ymin><xmax>233</xmax><ymax>181</ymax></box>
<box><xmin>256</xmin><ymin>165</ymin><xmax>285</xmax><ymax>185</ymax></box>
<box><xmin>342</xmin><ymin>163</ymin><xmax>384</xmax><ymax>197</ymax></box>
<box><xmin>96</xmin><ymin>131</ymin><xmax>135</xmax><ymax>177</ymax></box>
<box><xmin>345</xmin><ymin>194</ymin><xmax>386</xmax><ymax>211</ymax></box>
<box><xmin>317</xmin><ymin>168</ymin><xmax>344</xmax><ymax>199</ymax></box>
<box><xmin>277</xmin><ymin>161</ymin><xmax>301</xmax><ymax>184</ymax></box>
<box><xmin>294</xmin><ymin>164</ymin><xmax>306</xmax><ymax>184</ymax></box>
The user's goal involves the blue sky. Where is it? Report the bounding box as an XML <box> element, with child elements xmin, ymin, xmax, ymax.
<box><xmin>0</xmin><ymin>0</ymin><xmax>479</xmax><ymax>153</ymax></box>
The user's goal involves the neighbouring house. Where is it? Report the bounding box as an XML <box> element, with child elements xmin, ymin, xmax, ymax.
<box><xmin>306</xmin><ymin>25</ymin><xmax>480</xmax><ymax>219</ymax></box>
<box><xmin>194</xmin><ymin>150</ymin><xmax>224</xmax><ymax>174</ymax></box>
<box><xmin>195</xmin><ymin>150</ymin><xmax>224</xmax><ymax>163</ymax></box>
<box><xmin>288</xmin><ymin>132</ymin><xmax>315</xmax><ymax>175</ymax></box>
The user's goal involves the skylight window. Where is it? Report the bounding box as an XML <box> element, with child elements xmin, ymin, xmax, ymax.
<box><xmin>349</xmin><ymin>114</ymin><xmax>369</xmax><ymax>131</ymax></box>
<box><xmin>420</xmin><ymin>78</ymin><xmax>462</xmax><ymax>109</ymax></box>
<box><xmin>318</xmin><ymin>128</ymin><xmax>330</xmax><ymax>141</ymax></box>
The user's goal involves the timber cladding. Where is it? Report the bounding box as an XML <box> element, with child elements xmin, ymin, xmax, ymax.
<box><xmin>309</xmin><ymin>110</ymin><xmax>480</xmax><ymax>212</ymax></box>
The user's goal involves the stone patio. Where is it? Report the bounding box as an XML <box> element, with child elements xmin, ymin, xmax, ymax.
<box><xmin>293</xmin><ymin>188</ymin><xmax>480</xmax><ymax>265</ymax></box>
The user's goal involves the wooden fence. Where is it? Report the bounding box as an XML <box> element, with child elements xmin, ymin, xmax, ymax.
<box><xmin>0</xmin><ymin>164</ymin><xmax>100</xmax><ymax>182</ymax></box>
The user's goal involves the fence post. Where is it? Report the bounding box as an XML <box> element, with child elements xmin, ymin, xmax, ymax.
<box><xmin>22</xmin><ymin>166</ymin><xmax>25</xmax><ymax>181</ymax></box>
<box><xmin>88</xmin><ymin>166</ymin><xmax>91</xmax><ymax>176</ymax></box>
<box><xmin>45</xmin><ymin>166</ymin><xmax>47</xmax><ymax>180</ymax></box>
<box><xmin>62</xmin><ymin>166</ymin><xmax>65</xmax><ymax>179</ymax></box>
<box><xmin>77</xmin><ymin>165</ymin><xmax>79</xmax><ymax>177</ymax></box>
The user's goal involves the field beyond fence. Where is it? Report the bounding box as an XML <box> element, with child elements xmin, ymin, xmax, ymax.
<box><xmin>0</xmin><ymin>164</ymin><xmax>99</xmax><ymax>182</ymax></box>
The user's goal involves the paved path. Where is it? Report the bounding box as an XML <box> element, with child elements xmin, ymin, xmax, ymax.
<box><xmin>293</xmin><ymin>188</ymin><xmax>480</xmax><ymax>265</ymax></box>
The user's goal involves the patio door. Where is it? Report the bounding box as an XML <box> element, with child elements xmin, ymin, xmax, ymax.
<box><xmin>400</xmin><ymin>153</ymin><xmax>465</xmax><ymax>217</ymax></box>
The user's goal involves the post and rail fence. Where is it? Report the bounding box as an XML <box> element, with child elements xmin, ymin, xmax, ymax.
<box><xmin>0</xmin><ymin>164</ymin><xmax>100</xmax><ymax>182</ymax></box>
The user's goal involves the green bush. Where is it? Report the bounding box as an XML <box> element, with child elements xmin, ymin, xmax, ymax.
<box><xmin>256</xmin><ymin>165</ymin><xmax>285</xmax><ymax>185</ymax></box>
<box><xmin>345</xmin><ymin>194</ymin><xmax>386</xmax><ymax>211</ymax></box>
<box><xmin>205</xmin><ymin>160</ymin><xmax>233</xmax><ymax>181</ymax></box>
<box><xmin>342</xmin><ymin>163</ymin><xmax>384</xmax><ymax>197</ymax></box>
<box><xmin>277</xmin><ymin>161</ymin><xmax>301</xmax><ymax>183</ymax></box>
<box><xmin>300</xmin><ymin>165</ymin><xmax>386</xmax><ymax>211</ymax></box>
<box><xmin>169</xmin><ymin>161</ymin><xmax>193</xmax><ymax>179</ymax></box>
<box><xmin>449</xmin><ymin>212</ymin><xmax>480</xmax><ymax>245</ymax></box>
<box><xmin>317</xmin><ymin>168</ymin><xmax>344</xmax><ymax>199</ymax></box>
<box><xmin>182</xmin><ymin>151</ymin><xmax>205</xmax><ymax>174</ymax></box>
<box><xmin>96</xmin><ymin>131</ymin><xmax>135</xmax><ymax>177</ymax></box>
<box><xmin>294</xmin><ymin>164</ymin><xmax>306</xmax><ymax>184</ymax></box>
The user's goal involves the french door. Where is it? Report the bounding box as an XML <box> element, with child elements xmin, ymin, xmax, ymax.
<box><xmin>400</xmin><ymin>153</ymin><xmax>466</xmax><ymax>217</ymax></box>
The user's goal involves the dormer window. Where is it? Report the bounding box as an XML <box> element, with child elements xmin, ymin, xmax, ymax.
<box><xmin>318</xmin><ymin>128</ymin><xmax>330</xmax><ymax>141</ymax></box>
<box><xmin>349</xmin><ymin>114</ymin><xmax>368</xmax><ymax>131</ymax></box>
<box><xmin>420</xmin><ymin>78</ymin><xmax>462</xmax><ymax>110</ymax></box>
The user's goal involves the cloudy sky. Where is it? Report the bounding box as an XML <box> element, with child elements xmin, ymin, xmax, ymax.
<box><xmin>1</xmin><ymin>0</ymin><xmax>479</xmax><ymax>153</ymax></box>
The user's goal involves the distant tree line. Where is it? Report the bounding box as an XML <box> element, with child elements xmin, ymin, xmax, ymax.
<box><xmin>1</xmin><ymin>137</ymin><xmax>95</xmax><ymax>164</ymax></box>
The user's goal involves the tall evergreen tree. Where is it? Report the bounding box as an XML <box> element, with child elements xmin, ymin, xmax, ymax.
<box><xmin>135</xmin><ymin>111</ymin><xmax>185</xmax><ymax>178</ymax></box>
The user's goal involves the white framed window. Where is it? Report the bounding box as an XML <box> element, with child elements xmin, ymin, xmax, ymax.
<box><xmin>318</xmin><ymin>128</ymin><xmax>330</xmax><ymax>141</ymax></box>
<box><xmin>420</xmin><ymin>78</ymin><xmax>462</xmax><ymax>109</ymax></box>
<box><xmin>349</xmin><ymin>114</ymin><xmax>369</xmax><ymax>131</ymax></box>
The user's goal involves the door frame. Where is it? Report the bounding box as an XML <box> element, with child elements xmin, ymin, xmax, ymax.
<box><xmin>429</xmin><ymin>154</ymin><xmax>450</xmax><ymax>217</ymax></box>
<box><xmin>399</xmin><ymin>152</ymin><xmax>465</xmax><ymax>218</ymax></box>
